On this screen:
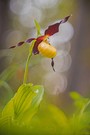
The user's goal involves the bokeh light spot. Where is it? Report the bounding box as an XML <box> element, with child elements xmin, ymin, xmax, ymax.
<box><xmin>43</xmin><ymin>72</ymin><xmax>67</xmax><ymax>95</ymax></box>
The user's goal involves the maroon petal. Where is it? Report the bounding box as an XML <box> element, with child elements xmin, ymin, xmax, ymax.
<box><xmin>25</xmin><ymin>38</ymin><xmax>35</xmax><ymax>43</ymax></box>
<box><xmin>33</xmin><ymin>42</ymin><xmax>39</xmax><ymax>54</ymax></box>
<box><xmin>9</xmin><ymin>45</ymin><xmax>16</xmax><ymax>49</ymax></box>
<box><xmin>33</xmin><ymin>35</ymin><xmax>45</xmax><ymax>55</ymax></box>
<box><xmin>33</xmin><ymin>40</ymin><xmax>42</xmax><ymax>55</ymax></box>
<box><xmin>9</xmin><ymin>38</ymin><xmax>35</xmax><ymax>49</ymax></box>
<box><xmin>51</xmin><ymin>58</ymin><xmax>55</xmax><ymax>72</ymax></box>
<box><xmin>17</xmin><ymin>41</ymin><xmax>25</xmax><ymax>46</ymax></box>
<box><xmin>60</xmin><ymin>15</ymin><xmax>71</xmax><ymax>24</ymax></box>
<box><xmin>45</xmin><ymin>15</ymin><xmax>71</xmax><ymax>36</ymax></box>
<box><xmin>9</xmin><ymin>41</ymin><xmax>25</xmax><ymax>49</ymax></box>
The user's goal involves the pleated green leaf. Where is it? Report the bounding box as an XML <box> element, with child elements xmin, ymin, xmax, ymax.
<box><xmin>1</xmin><ymin>83</ymin><xmax>44</xmax><ymax>126</ymax></box>
<box><xmin>2</xmin><ymin>99</ymin><xmax>14</xmax><ymax>117</ymax></box>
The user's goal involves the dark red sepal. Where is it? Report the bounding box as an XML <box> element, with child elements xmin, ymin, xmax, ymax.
<box><xmin>33</xmin><ymin>40</ymin><xmax>40</xmax><ymax>54</ymax></box>
<box><xmin>17</xmin><ymin>41</ymin><xmax>25</xmax><ymax>46</ymax></box>
<box><xmin>9</xmin><ymin>41</ymin><xmax>25</xmax><ymax>48</ymax></box>
<box><xmin>9</xmin><ymin>45</ymin><xmax>16</xmax><ymax>49</ymax></box>
<box><xmin>51</xmin><ymin>58</ymin><xmax>55</xmax><ymax>72</ymax></box>
<box><xmin>33</xmin><ymin>35</ymin><xmax>45</xmax><ymax>55</ymax></box>
<box><xmin>45</xmin><ymin>15</ymin><xmax>71</xmax><ymax>36</ymax></box>
<box><xmin>25</xmin><ymin>38</ymin><xmax>35</xmax><ymax>43</ymax></box>
<box><xmin>9</xmin><ymin>38</ymin><xmax>35</xmax><ymax>49</ymax></box>
<box><xmin>60</xmin><ymin>15</ymin><xmax>71</xmax><ymax>24</ymax></box>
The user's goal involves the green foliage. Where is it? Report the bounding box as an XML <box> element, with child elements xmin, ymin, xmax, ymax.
<box><xmin>30</xmin><ymin>103</ymin><xmax>68</xmax><ymax>135</ymax></box>
<box><xmin>0</xmin><ymin>65</ymin><xmax>17</xmax><ymax>82</ymax></box>
<box><xmin>29</xmin><ymin>92</ymin><xmax>90</xmax><ymax>135</ymax></box>
<box><xmin>0</xmin><ymin>83</ymin><xmax>44</xmax><ymax>134</ymax></box>
<box><xmin>0</xmin><ymin>65</ymin><xmax>17</xmax><ymax>94</ymax></box>
<box><xmin>0</xmin><ymin>89</ymin><xmax>90</xmax><ymax>135</ymax></box>
<box><xmin>34</xmin><ymin>19</ymin><xmax>41</xmax><ymax>37</ymax></box>
<box><xmin>70</xmin><ymin>91</ymin><xmax>90</xmax><ymax>112</ymax></box>
<box><xmin>0</xmin><ymin>80</ymin><xmax>13</xmax><ymax>98</ymax></box>
<box><xmin>0</xmin><ymin>65</ymin><xmax>17</xmax><ymax>107</ymax></box>
<box><xmin>69</xmin><ymin>92</ymin><xmax>90</xmax><ymax>135</ymax></box>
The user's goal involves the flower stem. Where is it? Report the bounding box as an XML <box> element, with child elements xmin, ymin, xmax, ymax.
<box><xmin>23</xmin><ymin>40</ymin><xmax>35</xmax><ymax>84</ymax></box>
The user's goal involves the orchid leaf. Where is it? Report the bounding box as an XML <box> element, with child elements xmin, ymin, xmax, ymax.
<box><xmin>70</xmin><ymin>91</ymin><xmax>90</xmax><ymax>111</ymax></box>
<box><xmin>2</xmin><ymin>99</ymin><xmax>14</xmax><ymax>118</ymax></box>
<box><xmin>34</xmin><ymin>19</ymin><xmax>41</xmax><ymax>37</ymax></box>
<box><xmin>1</xmin><ymin>83</ymin><xmax>44</xmax><ymax>126</ymax></box>
<box><xmin>48</xmin><ymin>104</ymin><xmax>68</xmax><ymax>127</ymax></box>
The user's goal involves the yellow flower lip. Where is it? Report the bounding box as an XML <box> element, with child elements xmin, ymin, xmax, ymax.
<box><xmin>38</xmin><ymin>41</ymin><xmax>57</xmax><ymax>58</ymax></box>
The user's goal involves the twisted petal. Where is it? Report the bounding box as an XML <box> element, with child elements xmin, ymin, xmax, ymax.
<box><xmin>33</xmin><ymin>35</ymin><xmax>46</xmax><ymax>55</ymax></box>
<box><xmin>25</xmin><ymin>38</ymin><xmax>35</xmax><ymax>43</ymax></box>
<box><xmin>17</xmin><ymin>41</ymin><xmax>25</xmax><ymax>46</ymax></box>
<box><xmin>45</xmin><ymin>15</ymin><xmax>71</xmax><ymax>36</ymax></box>
<box><xmin>9</xmin><ymin>41</ymin><xmax>25</xmax><ymax>49</ymax></box>
<box><xmin>9</xmin><ymin>38</ymin><xmax>35</xmax><ymax>49</ymax></box>
<box><xmin>51</xmin><ymin>58</ymin><xmax>55</xmax><ymax>72</ymax></box>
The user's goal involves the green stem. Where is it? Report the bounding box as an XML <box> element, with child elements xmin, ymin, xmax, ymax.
<box><xmin>23</xmin><ymin>41</ymin><xmax>35</xmax><ymax>84</ymax></box>
<box><xmin>23</xmin><ymin>52</ymin><xmax>32</xmax><ymax>84</ymax></box>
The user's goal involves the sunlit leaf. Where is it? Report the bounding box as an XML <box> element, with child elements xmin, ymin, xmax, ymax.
<box><xmin>2</xmin><ymin>83</ymin><xmax>44</xmax><ymax>126</ymax></box>
<box><xmin>70</xmin><ymin>91</ymin><xmax>82</xmax><ymax>100</ymax></box>
<box><xmin>70</xmin><ymin>91</ymin><xmax>90</xmax><ymax>111</ymax></box>
<box><xmin>2</xmin><ymin>99</ymin><xmax>14</xmax><ymax>117</ymax></box>
<box><xmin>0</xmin><ymin>116</ymin><xmax>12</xmax><ymax>132</ymax></box>
<box><xmin>29</xmin><ymin>102</ymin><xmax>68</xmax><ymax>134</ymax></box>
<box><xmin>16</xmin><ymin>84</ymin><xmax>44</xmax><ymax>124</ymax></box>
<box><xmin>48</xmin><ymin>104</ymin><xmax>68</xmax><ymax>127</ymax></box>
<box><xmin>69</xmin><ymin>91</ymin><xmax>90</xmax><ymax>135</ymax></box>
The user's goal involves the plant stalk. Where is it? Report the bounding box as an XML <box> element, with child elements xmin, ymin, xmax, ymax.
<box><xmin>23</xmin><ymin>41</ymin><xmax>35</xmax><ymax>84</ymax></box>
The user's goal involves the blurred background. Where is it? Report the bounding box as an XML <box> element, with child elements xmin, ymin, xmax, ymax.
<box><xmin>0</xmin><ymin>0</ymin><xmax>90</xmax><ymax>111</ymax></box>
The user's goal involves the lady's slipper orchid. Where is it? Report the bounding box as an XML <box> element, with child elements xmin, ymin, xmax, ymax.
<box><xmin>10</xmin><ymin>16</ymin><xmax>71</xmax><ymax>71</ymax></box>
